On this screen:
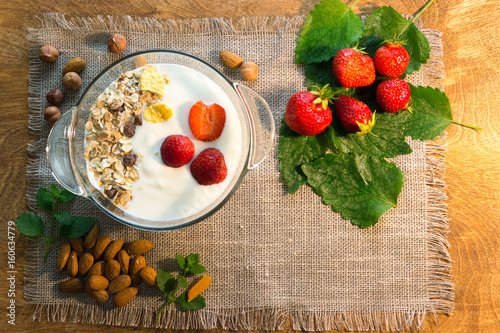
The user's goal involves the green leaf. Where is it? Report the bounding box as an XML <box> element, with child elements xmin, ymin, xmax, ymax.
<box><xmin>175</xmin><ymin>254</ymin><xmax>186</xmax><ymax>270</ymax></box>
<box><xmin>189</xmin><ymin>264</ymin><xmax>207</xmax><ymax>275</ymax></box>
<box><xmin>156</xmin><ymin>270</ymin><xmax>175</xmax><ymax>294</ymax></box>
<box><xmin>178</xmin><ymin>276</ymin><xmax>188</xmax><ymax>289</ymax></box>
<box><xmin>330</xmin><ymin>112</ymin><xmax>412</xmax><ymax>158</ymax></box>
<box><xmin>15</xmin><ymin>212</ymin><xmax>45</xmax><ymax>236</ymax></box>
<box><xmin>363</xmin><ymin>6</ymin><xmax>430</xmax><ymax>74</ymax></box>
<box><xmin>36</xmin><ymin>187</ymin><xmax>56</xmax><ymax>211</ymax></box>
<box><xmin>403</xmin><ymin>84</ymin><xmax>452</xmax><ymax>140</ymax></box>
<box><xmin>55</xmin><ymin>212</ymin><xmax>95</xmax><ymax>238</ymax></box>
<box><xmin>186</xmin><ymin>253</ymin><xmax>199</xmax><ymax>268</ymax></box>
<box><xmin>302</xmin><ymin>153</ymin><xmax>405</xmax><ymax>227</ymax></box>
<box><xmin>278</xmin><ymin>121</ymin><xmax>334</xmax><ymax>193</ymax></box>
<box><xmin>176</xmin><ymin>292</ymin><xmax>206</xmax><ymax>311</ymax></box>
<box><xmin>50</xmin><ymin>183</ymin><xmax>75</xmax><ymax>203</ymax></box>
<box><xmin>295</xmin><ymin>0</ymin><xmax>363</xmax><ymax>64</ymax></box>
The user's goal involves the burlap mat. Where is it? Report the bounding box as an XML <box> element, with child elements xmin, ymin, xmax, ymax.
<box><xmin>25</xmin><ymin>13</ymin><xmax>453</xmax><ymax>331</ymax></box>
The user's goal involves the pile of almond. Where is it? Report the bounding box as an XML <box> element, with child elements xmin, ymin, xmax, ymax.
<box><xmin>57</xmin><ymin>224</ymin><xmax>157</xmax><ymax>307</ymax></box>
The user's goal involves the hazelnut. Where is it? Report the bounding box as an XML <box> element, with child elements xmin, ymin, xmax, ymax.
<box><xmin>46</xmin><ymin>88</ymin><xmax>64</xmax><ymax>105</ymax></box>
<box><xmin>63</xmin><ymin>72</ymin><xmax>82</xmax><ymax>90</ymax></box>
<box><xmin>108</xmin><ymin>34</ymin><xmax>127</xmax><ymax>53</ymax></box>
<box><xmin>39</xmin><ymin>45</ymin><xmax>59</xmax><ymax>63</ymax></box>
<box><xmin>44</xmin><ymin>106</ymin><xmax>61</xmax><ymax>124</ymax></box>
<box><xmin>240</xmin><ymin>61</ymin><xmax>259</xmax><ymax>81</ymax></box>
<box><xmin>132</xmin><ymin>55</ymin><xmax>147</xmax><ymax>68</ymax></box>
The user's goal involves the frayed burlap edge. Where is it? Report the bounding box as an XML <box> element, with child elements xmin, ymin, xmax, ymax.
<box><xmin>25</xmin><ymin>14</ymin><xmax>454</xmax><ymax>331</ymax></box>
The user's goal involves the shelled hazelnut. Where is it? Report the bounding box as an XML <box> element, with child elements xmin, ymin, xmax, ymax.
<box><xmin>46</xmin><ymin>88</ymin><xmax>64</xmax><ymax>105</ymax></box>
<box><xmin>39</xmin><ymin>45</ymin><xmax>59</xmax><ymax>63</ymax></box>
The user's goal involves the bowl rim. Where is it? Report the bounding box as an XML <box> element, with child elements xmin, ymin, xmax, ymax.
<box><xmin>74</xmin><ymin>49</ymin><xmax>253</xmax><ymax>231</ymax></box>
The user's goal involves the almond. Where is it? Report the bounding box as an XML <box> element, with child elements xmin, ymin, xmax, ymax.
<box><xmin>113</xmin><ymin>287</ymin><xmax>138</xmax><ymax>307</ymax></box>
<box><xmin>87</xmin><ymin>260</ymin><xmax>106</xmax><ymax>277</ymax></box>
<box><xmin>127</xmin><ymin>240</ymin><xmax>154</xmax><ymax>255</ymax></box>
<box><xmin>78</xmin><ymin>253</ymin><xmax>94</xmax><ymax>277</ymax></box>
<box><xmin>67</xmin><ymin>251</ymin><xmax>78</xmax><ymax>277</ymax></box>
<box><xmin>86</xmin><ymin>286</ymin><xmax>109</xmax><ymax>304</ymax></box>
<box><xmin>108</xmin><ymin>274</ymin><xmax>131</xmax><ymax>294</ymax></box>
<box><xmin>105</xmin><ymin>260</ymin><xmax>121</xmax><ymax>281</ymax></box>
<box><xmin>88</xmin><ymin>275</ymin><xmax>109</xmax><ymax>291</ymax></box>
<box><xmin>130</xmin><ymin>255</ymin><xmax>146</xmax><ymax>284</ymax></box>
<box><xmin>68</xmin><ymin>237</ymin><xmax>84</xmax><ymax>253</ymax></box>
<box><xmin>103</xmin><ymin>239</ymin><xmax>125</xmax><ymax>262</ymax></box>
<box><xmin>219</xmin><ymin>50</ymin><xmax>244</xmax><ymax>68</ymax></box>
<box><xmin>63</xmin><ymin>57</ymin><xmax>87</xmax><ymax>75</ymax></box>
<box><xmin>59</xmin><ymin>278</ymin><xmax>84</xmax><ymax>294</ymax></box>
<box><xmin>117</xmin><ymin>249</ymin><xmax>130</xmax><ymax>274</ymax></box>
<box><xmin>93</xmin><ymin>236</ymin><xmax>111</xmax><ymax>260</ymax></box>
<box><xmin>139</xmin><ymin>266</ymin><xmax>158</xmax><ymax>288</ymax></box>
<box><xmin>84</xmin><ymin>224</ymin><xmax>99</xmax><ymax>249</ymax></box>
<box><xmin>56</xmin><ymin>243</ymin><xmax>71</xmax><ymax>271</ymax></box>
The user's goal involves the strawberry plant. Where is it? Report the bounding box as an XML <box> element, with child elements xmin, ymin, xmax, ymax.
<box><xmin>279</xmin><ymin>0</ymin><xmax>481</xmax><ymax>227</ymax></box>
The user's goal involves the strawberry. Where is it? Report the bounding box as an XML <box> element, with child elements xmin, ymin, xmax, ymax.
<box><xmin>374</xmin><ymin>41</ymin><xmax>410</xmax><ymax>77</ymax></box>
<box><xmin>190</xmin><ymin>148</ymin><xmax>228</xmax><ymax>185</ymax></box>
<box><xmin>334</xmin><ymin>95</ymin><xmax>376</xmax><ymax>135</ymax></box>
<box><xmin>376</xmin><ymin>78</ymin><xmax>411</xmax><ymax>113</ymax></box>
<box><xmin>332</xmin><ymin>48</ymin><xmax>376</xmax><ymax>88</ymax></box>
<box><xmin>160</xmin><ymin>135</ymin><xmax>195</xmax><ymax>168</ymax></box>
<box><xmin>285</xmin><ymin>85</ymin><xmax>333</xmax><ymax>136</ymax></box>
<box><xmin>189</xmin><ymin>101</ymin><xmax>226</xmax><ymax>141</ymax></box>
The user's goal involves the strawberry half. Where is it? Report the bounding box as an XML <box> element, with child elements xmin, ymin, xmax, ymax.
<box><xmin>190</xmin><ymin>148</ymin><xmax>228</xmax><ymax>185</ymax></box>
<box><xmin>376</xmin><ymin>78</ymin><xmax>411</xmax><ymax>113</ymax></box>
<box><xmin>334</xmin><ymin>95</ymin><xmax>376</xmax><ymax>135</ymax></box>
<box><xmin>374</xmin><ymin>41</ymin><xmax>410</xmax><ymax>78</ymax></box>
<box><xmin>332</xmin><ymin>48</ymin><xmax>376</xmax><ymax>88</ymax></box>
<box><xmin>189</xmin><ymin>101</ymin><xmax>226</xmax><ymax>141</ymax></box>
<box><xmin>285</xmin><ymin>85</ymin><xmax>333</xmax><ymax>136</ymax></box>
<box><xmin>160</xmin><ymin>135</ymin><xmax>195</xmax><ymax>168</ymax></box>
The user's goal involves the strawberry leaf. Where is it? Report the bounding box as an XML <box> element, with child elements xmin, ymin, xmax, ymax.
<box><xmin>402</xmin><ymin>84</ymin><xmax>452</xmax><ymax>140</ymax></box>
<box><xmin>302</xmin><ymin>153</ymin><xmax>405</xmax><ymax>228</ymax></box>
<box><xmin>278</xmin><ymin>120</ymin><xmax>333</xmax><ymax>193</ymax></box>
<box><xmin>330</xmin><ymin>112</ymin><xmax>413</xmax><ymax>158</ymax></box>
<box><xmin>363</xmin><ymin>6</ymin><xmax>430</xmax><ymax>74</ymax></box>
<box><xmin>295</xmin><ymin>0</ymin><xmax>363</xmax><ymax>64</ymax></box>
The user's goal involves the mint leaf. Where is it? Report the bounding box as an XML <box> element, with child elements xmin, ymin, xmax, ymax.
<box><xmin>403</xmin><ymin>84</ymin><xmax>452</xmax><ymax>140</ymax></box>
<box><xmin>330</xmin><ymin>112</ymin><xmax>412</xmax><ymax>158</ymax></box>
<box><xmin>363</xmin><ymin>6</ymin><xmax>430</xmax><ymax>74</ymax></box>
<box><xmin>278</xmin><ymin>121</ymin><xmax>333</xmax><ymax>193</ymax></box>
<box><xmin>50</xmin><ymin>183</ymin><xmax>75</xmax><ymax>203</ymax></box>
<box><xmin>178</xmin><ymin>276</ymin><xmax>188</xmax><ymax>289</ymax></box>
<box><xmin>55</xmin><ymin>212</ymin><xmax>95</xmax><ymax>238</ymax></box>
<box><xmin>186</xmin><ymin>253</ymin><xmax>199</xmax><ymax>268</ymax></box>
<box><xmin>156</xmin><ymin>270</ymin><xmax>175</xmax><ymax>294</ymax></box>
<box><xmin>295</xmin><ymin>0</ymin><xmax>363</xmax><ymax>64</ymax></box>
<box><xmin>16</xmin><ymin>212</ymin><xmax>45</xmax><ymax>236</ymax></box>
<box><xmin>175</xmin><ymin>254</ymin><xmax>186</xmax><ymax>270</ymax></box>
<box><xmin>189</xmin><ymin>264</ymin><xmax>207</xmax><ymax>275</ymax></box>
<box><xmin>176</xmin><ymin>292</ymin><xmax>206</xmax><ymax>311</ymax></box>
<box><xmin>36</xmin><ymin>187</ymin><xmax>56</xmax><ymax>211</ymax></box>
<box><xmin>302</xmin><ymin>153</ymin><xmax>405</xmax><ymax>227</ymax></box>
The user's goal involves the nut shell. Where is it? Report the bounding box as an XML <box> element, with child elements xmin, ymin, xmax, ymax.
<box><xmin>88</xmin><ymin>275</ymin><xmax>109</xmax><ymax>291</ymax></box>
<box><xmin>219</xmin><ymin>50</ymin><xmax>244</xmax><ymax>68</ymax></box>
<box><xmin>59</xmin><ymin>278</ymin><xmax>84</xmax><ymax>294</ymax></box>
<box><xmin>113</xmin><ymin>287</ymin><xmax>138</xmax><ymax>307</ymax></box>
<box><xmin>39</xmin><ymin>45</ymin><xmax>59</xmax><ymax>63</ymax></box>
<box><xmin>78</xmin><ymin>253</ymin><xmax>94</xmax><ymax>277</ymax></box>
<box><xmin>103</xmin><ymin>239</ymin><xmax>125</xmax><ymax>262</ymax></box>
<box><xmin>108</xmin><ymin>274</ymin><xmax>131</xmax><ymax>294</ymax></box>
<box><xmin>63</xmin><ymin>57</ymin><xmax>87</xmax><ymax>75</ymax></box>
<box><xmin>56</xmin><ymin>243</ymin><xmax>71</xmax><ymax>271</ymax></box>
<box><xmin>46</xmin><ymin>88</ymin><xmax>64</xmax><ymax>105</ymax></box>
<box><xmin>105</xmin><ymin>260</ymin><xmax>121</xmax><ymax>281</ymax></box>
<box><xmin>108</xmin><ymin>34</ymin><xmax>127</xmax><ymax>53</ymax></box>
<box><xmin>63</xmin><ymin>72</ymin><xmax>82</xmax><ymax>90</ymax></box>
<box><xmin>240</xmin><ymin>61</ymin><xmax>259</xmax><ymax>81</ymax></box>
<box><xmin>44</xmin><ymin>106</ymin><xmax>61</xmax><ymax>124</ymax></box>
<box><xmin>127</xmin><ymin>240</ymin><xmax>154</xmax><ymax>255</ymax></box>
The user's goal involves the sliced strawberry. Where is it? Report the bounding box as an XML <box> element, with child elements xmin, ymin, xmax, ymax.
<box><xmin>160</xmin><ymin>135</ymin><xmax>195</xmax><ymax>168</ymax></box>
<box><xmin>189</xmin><ymin>101</ymin><xmax>226</xmax><ymax>142</ymax></box>
<box><xmin>190</xmin><ymin>148</ymin><xmax>228</xmax><ymax>185</ymax></box>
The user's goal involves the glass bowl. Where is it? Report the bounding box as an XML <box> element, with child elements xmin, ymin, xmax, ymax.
<box><xmin>46</xmin><ymin>50</ymin><xmax>274</xmax><ymax>231</ymax></box>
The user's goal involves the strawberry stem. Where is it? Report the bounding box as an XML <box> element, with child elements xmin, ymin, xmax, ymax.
<box><xmin>412</xmin><ymin>0</ymin><xmax>437</xmax><ymax>24</ymax></box>
<box><xmin>450</xmin><ymin>119</ymin><xmax>482</xmax><ymax>130</ymax></box>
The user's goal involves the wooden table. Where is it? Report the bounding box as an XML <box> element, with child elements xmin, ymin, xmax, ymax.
<box><xmin>1</xmin><ymin>0</ymin><xmax>499</xmax><ymax>332</ymax></box>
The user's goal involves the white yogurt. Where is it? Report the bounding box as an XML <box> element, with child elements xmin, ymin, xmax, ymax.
<box><xmin>125</xmin><ymin>64</ymin><xmax>243</xmax><ymax>221</ymax></box>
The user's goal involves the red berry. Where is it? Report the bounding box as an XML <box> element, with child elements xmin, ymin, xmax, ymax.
<box><xmin>376</xmin><ymin>79</ymin><xmax>411</xmax><ymax>113</ymax></box>
<box><xmin>189</xmin><ymin>101</ymin><xmax>226</xmax><ymax>141</ymax></box>
<box><xmin>160</xmin><ymin>135</ymin><xmax>195</xmax><ymax>168</ymax></box>
<box><xmin>335</xmin><ymin>95</ymin><xmax>375</xmax><ymax>135</ymax></box>
<box><xmin>285</xmin><ymin>86</ymin><xmax>333</xmax><ymax>136</ymax></box>
<box><xmin>332</xmin><ymin>48</ymin><xmax>376</xmax><ymax>88</ymax></box>
<box><xmin>374</xmin><ymin>42</ymin><xmax>409</xmax><ymax>77</ymax></box>
<box><xmin>190</xmin><ymin>148</ymin><xmax>228</xmax><ymax>185</ymax></box>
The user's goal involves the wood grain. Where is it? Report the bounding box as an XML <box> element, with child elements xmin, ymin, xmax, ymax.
<box><xmin>1</xmin><ymin>0</ymin><xmax>499</xmax><ymax>332</ymax></box>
